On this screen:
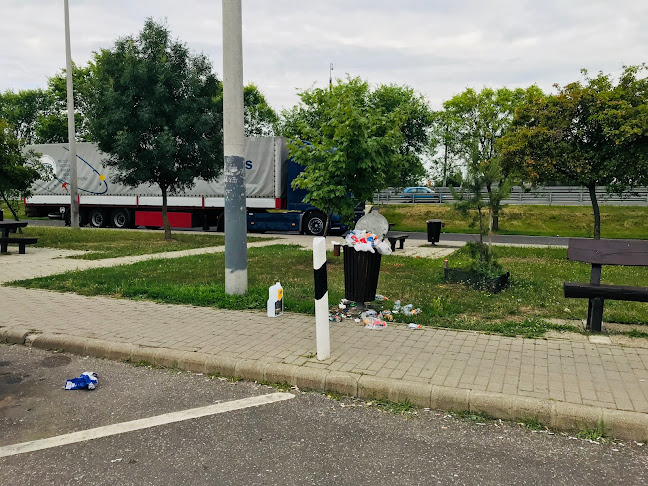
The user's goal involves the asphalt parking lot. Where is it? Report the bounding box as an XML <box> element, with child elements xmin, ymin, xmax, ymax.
<box><xmin>1</xmin><ymin>344</ymin><xmax>647</xmax><ymax>486</ymax></box>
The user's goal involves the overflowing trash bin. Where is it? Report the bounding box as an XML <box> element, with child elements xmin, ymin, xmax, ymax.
<box><xmin>343</xmin><ymin>243</ymin><xmax>382</xmax><ymax>303</ymax></box>
<box><xmin>426</xmin><ymin>219</ymin><xmax>444</xmax><ymax>244</ymax></box>
<box><xmin>342</xmin><ymin>211</ymin><xmax>392</xmax><ymax>304</ymax></box>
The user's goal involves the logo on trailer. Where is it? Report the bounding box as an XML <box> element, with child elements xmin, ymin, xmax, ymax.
<box><xmin>39</xmin><ymin>154</ymin><xmax>57</xmax><ymax>180</ymax></box>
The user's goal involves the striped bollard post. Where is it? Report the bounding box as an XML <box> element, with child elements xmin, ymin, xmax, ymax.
<box><xmin>313</xmin><ymin>237</ymin><xmax>330</xmax><ymax>360</ymax></box>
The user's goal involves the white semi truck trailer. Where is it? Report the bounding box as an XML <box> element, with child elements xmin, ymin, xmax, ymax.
<box><xmin>25</xmin><ymin>136</ymin><xmax>358</xmax><ymax>235</ymax></box>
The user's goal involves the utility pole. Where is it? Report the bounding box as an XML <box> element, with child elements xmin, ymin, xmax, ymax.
<box><xmin>64</xmin><ymin>0</ymin><xmax>79</xmax><ymax>228</ymax></box>
<box><xmin>222</xmin><ymin>0</ymin><xmax>248</xmax><ymax>294</ymax></box>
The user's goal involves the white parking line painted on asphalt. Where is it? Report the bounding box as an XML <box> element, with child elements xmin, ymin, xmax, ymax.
<box><xmin>0</xmin><ymin>392</ymin><xmax>294</xmax><ymax>458</ymax></box>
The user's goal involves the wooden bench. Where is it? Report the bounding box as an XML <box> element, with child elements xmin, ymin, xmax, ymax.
<box><xmin>0</xmin><ymin>237</ymin><xmax>38</xmax><ymax>254</ymax></box>
<box><xmin>564</xmin><ymin>238</ymin><xmax>648</xmax><ymax>332</ymax></box>
<box><xmin>386</xmin><ymin>232</ymin><xmax>409</xmax><ymax>252</ymax></box>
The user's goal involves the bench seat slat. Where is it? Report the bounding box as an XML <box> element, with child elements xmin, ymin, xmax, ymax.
<box><xmin>564</xmin><ymin>282</ymin><xmax>648</xmax><ymax>302</ymax></box>
<box><xmin>0</xmin><ymin>237</ymin><xmax>38</xmax><ymax>244</ymax></box>
<box><xmin>567</xmin><ymin>238</ymin><xmax>648</xmax><ymax>266</ymax></box>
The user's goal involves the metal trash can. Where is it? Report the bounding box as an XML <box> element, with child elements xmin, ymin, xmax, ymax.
<box><xmin>426</xmin><ymin>219</ymin><xmax>444</xmax><ymax>244</ymax></box>
<box><xmin>343</xmin><ymin>245</ymin><xmax>382</xmax><ymax>303</ymax></box>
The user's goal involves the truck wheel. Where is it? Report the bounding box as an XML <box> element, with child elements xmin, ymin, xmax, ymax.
<box><xmin>110</xmin><ymin>208</ymin><xmax>131</xmax><ymax>229</ymax></box>
<box><xmin>304</xmin><ymin>212</ymin><xmax>326</xmax><ymax>236</ymax></box>
<box><xmin>88</xmin><ymin>209</ymin><xmax>107</xmax><ymax>228</ymax></box>
<box><xmin>64</xmin><ymin>209</ymin><xmax>88</xmax><ymax>227</ymax></box>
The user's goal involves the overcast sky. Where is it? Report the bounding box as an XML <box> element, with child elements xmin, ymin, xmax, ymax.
<box><xmin>2</xmin><ymin>0</ymin><xmax>646</xmax><ymax>112</ymax></box>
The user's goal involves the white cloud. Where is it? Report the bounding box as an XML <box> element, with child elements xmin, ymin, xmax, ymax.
<box><xmin>0</xmin><ymin>0</ymin><xmax>646</xmax><ymax>110</ymax></box>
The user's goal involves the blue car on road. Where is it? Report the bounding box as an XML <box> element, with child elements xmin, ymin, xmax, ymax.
<box><xmin>401</xmin><ymin>187</ymin><xmax>445</xmax><ymax>203</ymax></box>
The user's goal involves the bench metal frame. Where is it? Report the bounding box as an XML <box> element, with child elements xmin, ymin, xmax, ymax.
<box><xmin>386</xmin><ymin>232</ymin><xmax>409</xmax><ymax>251</ymax></box>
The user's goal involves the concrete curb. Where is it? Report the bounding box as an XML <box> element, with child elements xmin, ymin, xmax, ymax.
<box><xmin>6</xmin><ymin>330</ymin><xmax>648</xmax><ymax>442</ymax></box>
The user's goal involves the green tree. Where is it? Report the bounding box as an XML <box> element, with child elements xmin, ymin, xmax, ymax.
<box><xmin>35</xmin><ymin>63</ymin><xmax>96</xmax><ymax>143</ymax></box>
<box><xmin>89</xmin><ymin>19</ymin><xmax>223</xmax><ymax>240</ymax></box>
<box><xmin>499</xmin><ymin>65</ymin><xmax>648</xmax><ymax>239</ymax></box>
<box><xmin>435</xmin><ymin>86</ymin><xmax>542</xmax><ymax>229</ymax></box>
<box><xmin>428</xmin><ymin>110</ymin><xmax>462</xmax><ymax>187</ymax></box>
<box><xmin>0</xmin><ymin>64</ymin><xmax>95</xmax><ymax>144</ymax></box>
<box><xmin>369</xmin><ymin>84</ymin><xmax>434</xmax><ymax>187</ymax></box>
<box><xmin>243</xmin><ymin>84</ymin><xmax>278</xmax><ymax>136</ymax></box>
<box><xmin>281</xmin><ymin>77</ymin><xmax>404</xmax><ymax>234</ymax></box>
<box><xmin>0</xmin><ymin>89</ymin><xmax>51</xmax><ymax>143</ymax></box>
<box><xmin>0</xmin><ymin>119</ymin><xmax>48</xmax><ymax>220</ymax></box>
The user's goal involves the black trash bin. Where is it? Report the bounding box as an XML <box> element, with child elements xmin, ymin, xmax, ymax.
<box><xmin>0</xmin><ymin>209</ymin><xmax>3</xmax><ymax>221</ymax></box>
<box><xmin>343</xmin><ymin>245</ymin><xmax>382</xmax><ymax>303</ymax></box>
<box><xmin>426</xmin><ymin>219</ymin><xmax>444</xmax><ymax>244</ymax></box>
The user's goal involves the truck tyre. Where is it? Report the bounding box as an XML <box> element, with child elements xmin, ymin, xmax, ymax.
<box><xmin>88</xmin><ymin>209</ymin><xmax>108</xmax><ymax>228</ymax></box>
<box><xmin>304</xmin><ymin>212</ymin><xmax>326</xmax><ymax>236</ymax></box>
<box><xmin>110</xmin><ymin>208</ymin><xmax>131</xmax><ymax>229</ymax></box>
<box><xmin>64</xmin><ymin>208</ymin><xmax>87</xmax><ymax>227</ymax></box>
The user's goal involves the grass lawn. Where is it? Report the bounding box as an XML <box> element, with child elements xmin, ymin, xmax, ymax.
<box><xmin>0</xmin><ymin>201</ymin><xmax>28</xmax><ymax>220</ymax></box>
<box><xmin>17</xmin><ymin>226</ymin><xmax>234</xmax><ymax>260</ymax></box>
<box><xmin>10</xmin><ymin>244</ymin><xmax>648</xmax><ymax>338</ymax></box>
<box><xmin>379</xmin><ymin>204</ymin><xmax>648</xmax><ymax>239</ymax></box>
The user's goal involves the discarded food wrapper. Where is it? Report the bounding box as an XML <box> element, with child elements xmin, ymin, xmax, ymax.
<box><xmin>364</xmin><ymin>318</ymin><xmax>387</xmax><ymax>330</ymax></box>
<box><xmin>65</xmin><ymin>371</ymin><xmax>98</xmax><ymax>390</ymax></box>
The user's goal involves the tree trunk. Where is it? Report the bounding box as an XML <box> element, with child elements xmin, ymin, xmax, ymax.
<box><xmin>1</xmin><ymin>192</ymin><xmax>20</xmax><ymax>221</ymax></box>
<box><xmin>587</xmin><ymin>184</ymin><xmax>601</xmax><ymax>239</ymax></box>
<box><xmin>323</xmin><ymin>210</ymin><xmax>333</xmax><ymax>237</ymax></box>
<box><xmin>477</xmin><ymin>207</ymin><xmax>484</xmax><ymax>245</ymax></box>
<box><xmin>487</xmin><ymin>205</ymin><xmax>493</xmax><ymax>253</ymax></box>
<box><xmin>485</xmin><ymin>181</ymin><xmax>500</xmax><ymax>231</ymax></box>
<box><xmin>161</xmin><ymin>185</ymin><xmax>172</xmax><ymax>240</ymax></box>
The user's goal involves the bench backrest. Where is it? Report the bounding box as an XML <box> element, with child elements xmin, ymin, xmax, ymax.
<box><xmin>567</xmin><ymin>238</ymin><xmax>648</xmax><ymax>266</ymax></box>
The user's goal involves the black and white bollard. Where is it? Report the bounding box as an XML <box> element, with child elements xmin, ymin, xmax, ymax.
<box><xmin>313</xmin><ymin>237</ymin><xmax>330</xmax><ymax>360</ymax></box>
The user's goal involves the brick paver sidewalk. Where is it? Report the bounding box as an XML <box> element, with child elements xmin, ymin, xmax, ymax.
<box><xmin>1</xmin><ymin>241</ymin><xmax>648</xmax><ymax>436</ymax></box>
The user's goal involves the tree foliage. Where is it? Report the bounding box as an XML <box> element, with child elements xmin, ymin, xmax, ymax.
<box><xmin>242</xmin><ymin>84</ymin><xmax>278</xmax><ymax>136</ymax></box>
<box><xmin>368</xmin><ymin>84</ymin><xmax>434</xmax><ymax>187</ymax></box>
<box><xmin>280</xmin><ymin>77</ymin><xmax>404</xmax><ymax>231</ymax></box>
<box><xmin>0</xmin><ymin>64</ymin><xmax>95</xmax><ymax>144</ymax></box>
<box><xmin>0</xmin><ymin>119</ymin><xmax>48</xmax><ymax>220</ymax></box>
<box><xmin>499</xmin><ymin>65</ymin><xmax>648</xmax><ymax>238</ymax></box>
<box><xmin>89</xmin><ymin>19</ymin><xmax>223</xmax><ymax>239</ymax></box>
<box><xmin>37</xmin><ymin>63</ymin><xmax>96</xmax><ymax>143</ymax></box>
<box><xmin>434</xmin><ymin>86</ymin><xmax>542</xmax><ymax>229</ymax></box>
<box><xmin>0</xmin><ymin>89</ymin><xmax>50</xmax><ymax>143</ymax></box>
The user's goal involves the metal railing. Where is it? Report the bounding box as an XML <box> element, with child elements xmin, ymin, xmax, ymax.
<box><xmin>373</xmin><ymin>186</ymin><xmax>648</xmax><ymax>206</ymax></box>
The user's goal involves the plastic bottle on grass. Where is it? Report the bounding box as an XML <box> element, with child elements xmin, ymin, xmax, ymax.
<box><xmin>267</xmin><ymin>282</ymin><xmax>284</xmax><ymax>318</ymax></box>
<box><xmin>393</xmin><ymin>300</ymin><xmax>401</xmax><ymax>313</ymax></box>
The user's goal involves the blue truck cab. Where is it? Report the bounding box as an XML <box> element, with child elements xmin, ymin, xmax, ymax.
<box><xmin>247</xmin><ymin>158</ymin><xmax>363</xmax><ymax>236</ymax></box>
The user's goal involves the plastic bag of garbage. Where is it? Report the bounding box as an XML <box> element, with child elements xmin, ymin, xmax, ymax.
<box><xmin>375</xmin><ymin>240</ymin><xmax>392</xmax><ymax>255</ymax></box>
<box><xmin>65</xmin><ymin>371</ymin><xmax>99</xmax><ymax>390</ymax></box>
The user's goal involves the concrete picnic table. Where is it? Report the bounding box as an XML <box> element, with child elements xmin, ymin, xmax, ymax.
<box><xmin>0</xmin><ymin>220</ymin><xmax>28</xmax><ymax>238</ymax></box>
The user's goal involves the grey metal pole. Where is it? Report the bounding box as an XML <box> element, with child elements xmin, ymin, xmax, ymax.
<box><xmin>222</xmin><ymin>0</ymin><xmax>248</xmax><ymax>294</ymax></box>
<box><xmin>64</xmin><ymin>0</ymin><xmax>79</xmax><ymax>228</ymax></box>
